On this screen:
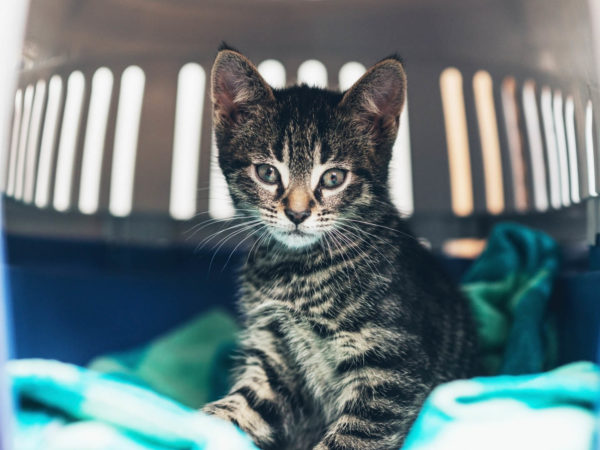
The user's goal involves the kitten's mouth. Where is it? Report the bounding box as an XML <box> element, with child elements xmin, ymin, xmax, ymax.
<box><xmin>271</xmin><ymin>228</ymin><xmax>321</xmax><ymax>249</ymax></box>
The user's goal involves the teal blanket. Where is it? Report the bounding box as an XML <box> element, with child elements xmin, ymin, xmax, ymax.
<box><xmin>9</xmin><ymin>359</ymin><xmax>257</xmax><ymax>450</ymax></box>
<box><xmin>403</xmin><ymin>362</ymin><xmax>599</xmax><ymax>450</ymax></box>
<box><xmin>7</xmin><ymin>223</ymin><xmax>597</xmax><ymax>449</ymax></box>
<box><xmin>461</xmin><ymin>222</ymin><xmax>560</xmax><ymax>375</ymax></box>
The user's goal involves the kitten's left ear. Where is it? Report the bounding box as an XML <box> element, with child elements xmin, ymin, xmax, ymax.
<box><xmin>340</xmin><ymin>57</ymin><xmax>406</xmax><ymax>147</ymax></box>
<box><xmin>211</xmin><ymin>48</ymin><xmax>275</xmax><ymax>127</ymax></box>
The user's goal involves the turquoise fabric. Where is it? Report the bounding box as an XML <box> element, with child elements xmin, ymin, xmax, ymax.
<box><xmin>461</xmin><ymin>222</ymin><xmax>560</xmax><ymax>375</ymax></box>
<box><xmin>403</xmin><ymin>362</ymin><xmax>599</xmax><ymax>450</ymax></box>
<box><xmin>8</xmin><ymin>359</ymin><xmax>257</xmax><ymax>450</ymax></box>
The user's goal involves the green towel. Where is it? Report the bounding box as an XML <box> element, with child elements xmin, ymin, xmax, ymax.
<box><xmin>89</xmin><ymin>309</ymin><xmax>239</xmax><ymax>409</ymax></box>
<box><xmin>461</xmin><ymin>222</ymin><xmax>560</xmax><ymax>375</ymax></box>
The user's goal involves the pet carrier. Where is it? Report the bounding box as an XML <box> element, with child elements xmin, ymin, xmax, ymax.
<box><xmin>1</xmin><ymin>0</ymin><xmax>599</xmax><ymax>448</ymax></box>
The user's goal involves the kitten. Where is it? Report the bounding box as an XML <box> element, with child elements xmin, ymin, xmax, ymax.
<box><xmin>203</xmin><ymin>45</ymin><xmax>477</xmax><ymax>450</ymax></box>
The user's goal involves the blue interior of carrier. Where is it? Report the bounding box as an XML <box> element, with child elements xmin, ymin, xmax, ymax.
<box><xmin>5</xmin><ymin>234</ymin><xmax>240</xmax><ymax>364</ymax></box>
<box><xmin>5</xmin><ymin>232</ymin><xmax>600</xmax><ymax>368</ymax></box>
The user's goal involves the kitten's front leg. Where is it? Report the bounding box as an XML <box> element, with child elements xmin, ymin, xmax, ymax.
<box><xmin>203</xmin><ymin>344</ymin><xmax>297</xmax><ymax>450</ymax></box>
<box><xmin>313</xmin><ymin>373</ymin><xmax>429</xmax><ymax>450</ymax></box>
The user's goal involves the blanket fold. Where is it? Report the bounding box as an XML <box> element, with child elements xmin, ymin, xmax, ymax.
<box><xmin>403</xmin><ymin>361</ymin><xmax>599</xmax><ymax>450</ymax></box>
<box><xmin>461</xmin><ymin>222</ymin><xmax>560</xmax><ymax>375</ymax></box>
<box><xmin>9</xmin><ymin>359</ymin><xmax>257</xmax><ymax>450</ymax></box>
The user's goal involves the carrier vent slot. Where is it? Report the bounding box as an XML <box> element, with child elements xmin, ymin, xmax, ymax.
<box><xmin>6</xmin><ymin>89</ymin><xmax>23</xmax><ymax>196</ymax></box>
<box><xmin>109</xmin><ymin>65</ymin><xmax>145</xmax><ymax>217</ymax></box>
<box><xmin>473</xmin><ymin>70</ymin><xmax>504</xmax><ymax>215</ymax></box>
<box><xmin>14</xmin><ymin>85</ymin><xmax>34</xmax><ymax>200</ymax></box>
<box><xmin>552</xmin><ymin>91</ymin><xmax>571</xmax><ymax>207</ymax></box>
<box><xmin>53</xmin><ymin>71</ymin><xmax>85</xmax><ymax>212</ymax></box>
<box><xmin>585</xmin><ymin>100</ymin><xmax>597</xmax><ymax>197</ymax></box>
<box><xmin>23</xmin><ymin>80</ymin><xmax>46</xmax><ymax>204</ymax></box>
<box><xmin>440</xmin><ymin>67</ymin><xmax>474</xmax><ymax>217</ymax></box>
<box><xmin>338</xmin><ymin>62</ymin><xmax>366</xmax><ymax>91</ymax></box>
<box><xmin>565</xmin><ymin>96</ymin><xmax>580</xmax><ymax>203</ymax></box>
<box><xmin>540</xmin><ymin>86</ymin><xmax>561</xmax><ymax>209</ymax></box>
<box><xmin>522</xmin><ymin>80</ymin><xmax>549</xmax><ymax>211</ymax></box>
<box><xmin>297</xmin><ymin>60</ymin><xmax>328</xmax><ymax>88</ymax></box>
<box><xmin>500</xmin><ymin>76</ymin><xmax>528</xmax><ymax>212</ymax></box>
<box><xmin>169</xmin><ymin>63</ymin><xmax>205</xmax><ymax>220</ymax></box>
<box><xmin>389</xmin><ymin>98</ymin><xmax>413</xmax><ymax>217</ymax></box>
<box><xmin>208</xmin><ymin>135</ymin><xmax>235</xmax><ymax>220</ymax></box>
<box><xmin>258</xmin><ymin>59</ymin><xmax>286</xmax><ymax>89</ymax></box>
<box><xmin>35</xmin><ymin>75</ymin><xmax>63</xmax><ymax>208</ymax></box>
<box><xmin>79</xmin><ymin>67</ymin><xmax>113</xmax><ymax>215</ymax></box>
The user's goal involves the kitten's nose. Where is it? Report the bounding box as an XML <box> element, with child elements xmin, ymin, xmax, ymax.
<box><xmin>284</xmin><ymin>188</ymin><xmax>313</xmax><ymax>225</ymax></box>
<box><xmin>284</xmin><ymin>208</ymin><xmax>311</xmax><ymax>225</ymax></box>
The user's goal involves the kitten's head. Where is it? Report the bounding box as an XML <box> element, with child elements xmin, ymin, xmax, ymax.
<box><xmin>211</xmin><ymin>46</ymin><xmax>406</xmax><ymax>249</ymax></box>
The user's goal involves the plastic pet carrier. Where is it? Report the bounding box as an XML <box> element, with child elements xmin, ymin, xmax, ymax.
<box><xmin>0</xmin><ymin>0</ymin><xmax>599</xmax><ymax>449</ymax></box>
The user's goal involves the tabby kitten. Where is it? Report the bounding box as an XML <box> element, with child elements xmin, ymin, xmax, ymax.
<box><xmin>203</xmin><ymin>45</ymin><xmax>477</xmax><ymax>450</ymax></box>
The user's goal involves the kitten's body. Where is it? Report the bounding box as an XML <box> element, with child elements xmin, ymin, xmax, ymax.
<box><xmin>203</xmin><ymin>47</ymin><xmax>477</xmax><ymax>450</ymax></box>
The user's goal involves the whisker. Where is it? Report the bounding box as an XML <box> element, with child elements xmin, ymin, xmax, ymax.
<box><xmin>337</xmin><ymin>216</ymin><xmax>419</xmax><ymax>244</ymax></box>
<box><xmin>207</xmin><ymin>221</ymin><xmax>263</xmax><ymax>272</ymax></box>
<box><xmin>223</xmin><ymin>224</ymin><xmax>267</xmax><ymax>272</ymax></box>
<box><xmin>245</xmin><ymin>227</ymin><xmax>271</xmax><ymax>267</ymax></box>
<box><xmin>196</xmin><ymin>219</ymin><xmax>263</xmax><ymax>250</ymax></box>
<box><xmin>335</xmin><ymin>222</ymin><xmax>396</xmax><ymax>268</ymax></box>
<box><xmin>184</xmin><ymin>214</ymin><xmax>253</xmax><ymax>238</ymax></box>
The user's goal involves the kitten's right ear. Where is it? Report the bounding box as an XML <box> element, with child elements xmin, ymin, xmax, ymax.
<box><xmin>211</xmin><ymin>49</ymin><xmax>275</xmax><ymax>127</ymax></box>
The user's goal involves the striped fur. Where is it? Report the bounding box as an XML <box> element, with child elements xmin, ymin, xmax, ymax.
<box><xmin>203</xmin><ymin>46</ymin><xmax>478</xmax><ymax>450</ymax></box>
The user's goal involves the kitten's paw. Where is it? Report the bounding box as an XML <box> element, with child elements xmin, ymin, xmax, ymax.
<box><xmin>202</xmin><ymin>400</ymin><xmax>233</xmax><ymax>421</ymax></box>
<box><xmin>203</xmin><ymin>396</ymin><xmax>276</xmax><ymax>449</ymax></box>
<box><xmin>313</xmin><ymin>433</ymin><xmax>391</xmax><ymax>450</ymax></box>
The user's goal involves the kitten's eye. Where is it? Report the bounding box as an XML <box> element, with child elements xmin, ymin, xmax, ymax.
<box><xmin>256</xmin><ymin>164</ymin><xmax>280</xmax><ymax>184</ymax></box>
<box><xmin>321</xmin><ymin>168</ymin><xmax>347</xmax><ymax>189</ymax></box>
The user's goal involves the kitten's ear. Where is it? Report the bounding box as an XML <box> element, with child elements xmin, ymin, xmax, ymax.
<box><xmin>211</xmin><ymin>49</ymin><xmax>275</xmax><ymax>127</ymax></box>
<box><xmin>340</xmin><ymin>57</ymin><xmax>406</xmax><ymax>146</ymax></box>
